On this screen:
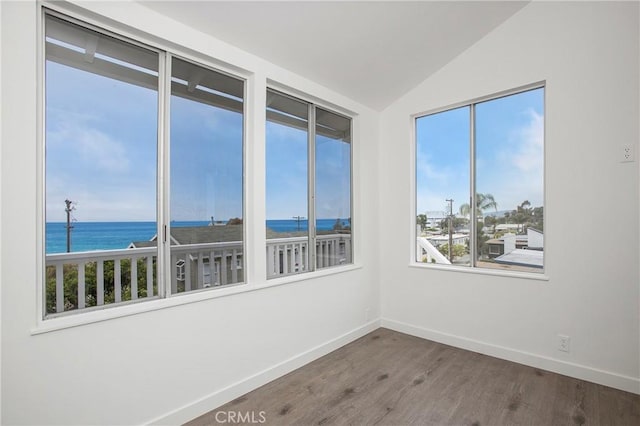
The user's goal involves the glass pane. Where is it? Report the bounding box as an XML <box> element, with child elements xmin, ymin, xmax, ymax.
<box><xmin>265</xmin><ymin>90</ymin><xmax>309</xmax><ymax>278</ymax></box>
<box><xmin>415</xmin><ymin>106</ymin><xmax>471</xmax><ymax>266</ymax></box>
<box><xmin>475</xmin><ymin>88</ymin><xmax>544</xmax><ymax>273</ymax></box>
<box><xmin>315</xmin><ymin>108</ymin><xmax>352</xmax><ymax>269</ymax></box>
<box><xmin>170</xmin><ymin>57</ymin><xmax>244</xmax><ymax>292</ymax></box>
<box><xmin>45</xmin><ymin>15</ymin><xmax>159</xmax><ymax>315</ymax></box>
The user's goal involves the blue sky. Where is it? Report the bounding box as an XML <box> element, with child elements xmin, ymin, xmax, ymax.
<box><xmin>46</xmin><ymin>59</ymin><xmax>350</xmax><ymax>223</ymax></box>
<box><xmin>46</xmin><ymin>61</ymin><xmax>158</xmax><ymax>222</ymax></box>
<box><xmin>416</xmin><ymin>88</ymin><xmax>544</xmax><ymax>217</ymax></box>
<box><xmin>265</xmin><ymin>121</ymin><xmax>352</xmax><ymax>220</ymax></box>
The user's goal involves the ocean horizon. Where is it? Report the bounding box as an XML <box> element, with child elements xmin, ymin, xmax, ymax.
<box><xmin>46</xmin><ymin>218</ymin><xmax>349</xmax><ymax>254</ymax></box>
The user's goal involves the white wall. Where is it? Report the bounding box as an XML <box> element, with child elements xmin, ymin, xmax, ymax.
<box><xmin>380</xmin><ymin>1</ymin><xmax>639</xmax><ymax>393</ymax></box>
<box><xmin>0</xmin><ymin>1</ymin><xmax>380</xmax><ymax>424</ymax></box>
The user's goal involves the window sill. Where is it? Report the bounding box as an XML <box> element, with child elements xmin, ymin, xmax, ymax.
<box><xmin>31</xmin><ymin>263</ymin><xmax>362</xmax><ymax>335</ymax></box>
<box><xmin>262</xmin><ymin>263</ymin><xmax>362</xmax><ymax>288</ymax></box>
<box><xmin>409</xmin><ymin>262</ymin><xmax>549</xmax><ymax>281</ymax></box>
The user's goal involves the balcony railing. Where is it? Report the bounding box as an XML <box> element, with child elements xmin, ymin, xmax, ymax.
<box><xmin>45</xmin><ymin>234</ymin><xmax>351</xmax><ymax>316</ymax></box>
<box><xmin>266</xmin><ymin>233</ymin><xmax>352</xmax><ymax>278</ymax></box>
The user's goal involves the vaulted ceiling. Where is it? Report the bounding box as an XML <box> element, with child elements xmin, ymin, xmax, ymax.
<box><xmin>140</xmin><ymin>1</ymin><xmax>529</xmax><ymax>111</ymax></box>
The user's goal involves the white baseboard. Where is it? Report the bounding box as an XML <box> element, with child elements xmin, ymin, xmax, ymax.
<box><xmin>381</xmin><ymin>318</ymin><xmax>640</xmax><ymax>395</ymax></box>
<box><xmin>147</xmin><ymin>319</ymin><xmax>381</xmax><ymax>425</ymax></box>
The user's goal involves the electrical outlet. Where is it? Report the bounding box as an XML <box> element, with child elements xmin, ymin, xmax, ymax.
<box><xmin>558</xmin><ymin>334</ymin><xmax>570</xmax><ymax>353</ymax></box>
<box><xmin>621</xmin><ymin>144</ymin><xmax>635</xmax><ymax>162</ymax></box>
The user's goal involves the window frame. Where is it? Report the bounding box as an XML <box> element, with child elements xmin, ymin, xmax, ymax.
<box><xmin>38</xmin><ymin>7</ymin><xmax>248</xmax><ymax>322</ymax></box>
<box><xmin>410</xmin><ymin>82</ymin><xmax>548</xmax><ymax>280</ymax></box>
<box><xmin>265</xmin><ymin>88</ymin><xmax>354</xmax><ymax>279</ymax></box>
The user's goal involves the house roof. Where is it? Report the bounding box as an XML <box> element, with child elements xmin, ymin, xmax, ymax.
<box><xmin>494</xmin><ymin>249</ymin><xmax>543</xmax><ymax>269</ymax></box>
<box><xmin>129</xmin><ymin>225</ymin><xmax>341</xmax><ymax>247</ymax></box>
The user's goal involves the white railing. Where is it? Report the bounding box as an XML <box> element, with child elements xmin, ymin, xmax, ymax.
<box><xmin>45</xmin><ymin>242</ymin><xmax>243</xmax><ymax>316</ymax></box>
<box><xmin>45</xmin><ymin>234</ymin><xmax>352</xmax><ymax>315</ymax></box>
<box><xmin>46</xmin><ymin>247</ymin><xmax>158</xmax><ymax>315</ymax></box>
<box><xmin>266</xmin><ymin>233</ymin><xmax>352</xmax><ymax>278</ymax></box>
<box><xmin>169</xmin><ymin>241</ymin><xmax>244</xmax><ymax>293</ymax></box>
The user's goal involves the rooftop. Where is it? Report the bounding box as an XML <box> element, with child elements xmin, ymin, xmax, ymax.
<box><xmin>494</xmin><ymin>248</ymin><xmax>543</xmax><ymax>269</ymax></box>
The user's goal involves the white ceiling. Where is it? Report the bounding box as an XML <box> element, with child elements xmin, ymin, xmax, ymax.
<box><xmin>140</xmin><ymin>1</ymin><xmax>528</xmax><ymax>111</ymax></box>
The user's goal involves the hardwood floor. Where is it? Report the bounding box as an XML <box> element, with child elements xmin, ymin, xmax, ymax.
<box><xmin>186</xmin><ymin>328</ymin><xmax>640</xmax><ymax>426</ymax></box>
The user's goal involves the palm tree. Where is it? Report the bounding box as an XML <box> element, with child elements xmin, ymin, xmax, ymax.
<box><xmin>459</xmin><ymin>193</ymin><xmax>498</xmax><ymax>219</ymax></box>
<box><xmin>513</xmin><ymin>200</ymin><xmax>532</xmax><ymax>230</ymax></box>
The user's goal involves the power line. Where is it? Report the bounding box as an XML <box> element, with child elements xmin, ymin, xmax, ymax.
<box><xmin>292</xmin><ymin>216</ymin><xmax>305</xmax><ymax>231</ymax></box>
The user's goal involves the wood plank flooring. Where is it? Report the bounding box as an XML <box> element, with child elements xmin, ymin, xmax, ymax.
<box><xmin>186</xmin><ymin>328</ymin><xmax>640</xmax><ymax>426</ymax></box>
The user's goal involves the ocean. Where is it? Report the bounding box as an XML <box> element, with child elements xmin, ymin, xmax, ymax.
<box><xmin>46</xmin><ymin>218</ymin><xmax>349</xmax><ymax>254</ymax></box>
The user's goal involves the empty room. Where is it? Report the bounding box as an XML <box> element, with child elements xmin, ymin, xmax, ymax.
<box><xmin>0</xmin><ymin>1</ymin><xmax>638</xmax><ymax>425</ymax></box>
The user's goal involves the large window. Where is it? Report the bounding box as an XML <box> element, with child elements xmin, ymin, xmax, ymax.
<box><xmin>415</xmin><ymin>85</ymin><xmax>544</xmax><ymax>273</ymax></box>
<box><xmin>169</xmin><ymin>57</ymin><xmax>244</xmax><ymax>293</ymax></box>
<box><xmin>44</xmin><ymin>12</ymin><xmax>244</xmax><ymax>317</ymax></box>
<box><xmin>266</xmin><ymin>90</ymin><xmax>352</xmax><ymax>278</ymax></box>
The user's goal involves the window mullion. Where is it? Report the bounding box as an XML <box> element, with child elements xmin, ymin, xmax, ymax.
<box><xmin>308</xmin><ymin>104</ymin><xmax>317</xmax><ymax>272</ymax></box>
<box><xmin>470</xmin><ymin>103</ymin><xmax>477</xmax><ymax>268</ymax></box>
<box><xmin>158</xmin><ymin>51</ymin><xmax>172</xmax><ymax>298</ymax></box>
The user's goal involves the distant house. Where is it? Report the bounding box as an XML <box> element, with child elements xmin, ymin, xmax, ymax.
<box><xmin>129</xmin><ymin>225</ymin><xmax>246</xmax><ymax>288</ymax></box>
<box><xmin>128</xmin><ymin>225</ymin><xmax>346</xmax><ymax>285</ymax></box>
<box><xmin>427</xmin><ymin>233</ymin><xmax>468</xmax><ymax>247</ymax></box>
<box><xmin>486</xmin><ymin>234</ymin><xmax>529</xmax><ymax>258</ymax></box>
<box><xmin>486</xmin><ymin>228</ymin><xmax>544</xmax><ymax>269</ymax></box>
<box><xmin>424</xmin><ymin>211</ymin><xmax>447</xmax><ymax>229</ymax></box>
<box><xmin>494</xmin><ymin>223</ymin><xmax>521</xmax><ymax>232</ymax></box>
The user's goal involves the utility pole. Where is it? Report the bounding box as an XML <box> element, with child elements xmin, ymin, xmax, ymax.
<box><xmin>292</xmin><ymin>216</ymin><xmax>305</xmax><ymax>231</ymax></box>
<box><xmin>446</xmin><ymin>199</ymin><xmax>454</xmax><ymax>262</ymax></box>
<box><xmin>65</xmin><ymin>199</ymin><xmax>75</xmax><ymax>253</ymax></box>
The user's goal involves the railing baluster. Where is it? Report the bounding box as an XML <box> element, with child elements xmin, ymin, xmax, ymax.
<box><xmin>199</xmin><ymin>252</ymin><xmax>205</xmax><ymax>286</ymax></box>
<box><xmin>331</xmin><ymin>239</ymin><xmax>337</xmax><ymax>265</ymax></box>
<box><xmin>97</xmin><ymin>260</ymin><xmax>104</xmax><ymax>306</ymax></box>
<box><xmin>283</xmin><ymin>245</ymin><xmax>289</xmax><ymax>274</ymax></box>
<box><xmin>171</xmin><ymin>254</ymin><xmax>177</xmax><ymax>294</ymax></box>
<box><xmin>185</xmin><ymin>253</ymin><xmax>192</xmax><ymax>291</ymax></box>
<box><xmin>317</xmin><ymin>241</ymin><xmax>324</xmax><ymax>269</ymax></box>
<box><xmin>267</xmin><ymin>244</ymin><xmax>275</xmax><ymax>277</ymax></box>
<box><xmin>78</xmin><ymin>262</ymin><xmax>86</xmax><ymax>309</ymax></box>
<box><xmin>303</xmin><ymin>243</ymin><xmax>308</xmax><ymax>271</ymax></box>
<box><xmin>220</xmin><ymin>251</ymin><xmax>228</xmax><ymax>285</ymax></box>
<box><xmin>231</xmin><ymin>249</ymin><xmax>238</xmax><ymax>283</ymax></box>
<box><xmin>289</xmin><ymin>245</ymin><xmax>296</xmax><ymax>274</ymax></box>
<box><xmin>114</xmin><ymin>260</ymin><xmax>122</xmax><ymax>303</ymax></box>
<box><xmin>146</xmin><ymin>256</ymin><xmax>153</xmax><ymax>297</ymax></box>
<box><xmin>56</xmin><ymin>263</ymin><xmax>64</xmax><ymax>313</ymax></box>
<box><xmin>131</xmin><ymin>256</ymin><xmax>138</xmax><ymax>300</ymax></box>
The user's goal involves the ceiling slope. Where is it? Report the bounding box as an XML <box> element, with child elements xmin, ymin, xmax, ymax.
<box><xmin>140</xmin><ymin>1</ymin><xmax>528</xmax><ymax>110</ymax></box>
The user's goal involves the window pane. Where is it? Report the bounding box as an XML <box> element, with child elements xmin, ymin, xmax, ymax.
<box><xmin>265</xmin><ymin>90</ymin><xmax>310</xmax><ymax>278</ymax></box>
<box><xmin>475</xmin><ymin>88</ymin><xmax>544</xmax><ymax>273</ymax></box>
<box><xmin>169</xmin><ymin>57</ymin><xmax>244</xmax><ymax>292</ymax></box>
<box><xmin>315</xmin><ymin>108</ymin><xmax>352</xmax><ymax>269</ymax></box>
<box><xmin>415</xmin><ymin>106</ymin><xmax>471</xmax><ymax>266</ymax></box>
<box><xmin>45</xmin><ymin>15</ymin><xmax>159</xmax><ymax>315</ymax></box>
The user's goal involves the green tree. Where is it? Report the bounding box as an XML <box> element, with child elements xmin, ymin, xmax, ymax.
<box><xmin>439</xmin><ymin>217</ymin><xmax>468</xmax><ymax>234</ymax></box>
<box><xmin>437</xmin><ymin>243</ymin><xmax>466</xmax><ymax>259</ymax></box>
<box><xmin>531</xmin><ymin>206</ymin><xmax>543</xmax><ymax>231</ymax></box>
<box><xmin>416</xmin><ymin>214</ymin><xmax>427</xmax><ymax>231</ymax></box>
<box><xmin>484</xmin><ymin>215</ymin><xmax>497</xmax><ymax>233</ymax></box>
